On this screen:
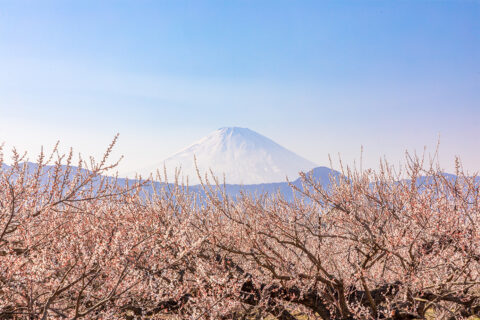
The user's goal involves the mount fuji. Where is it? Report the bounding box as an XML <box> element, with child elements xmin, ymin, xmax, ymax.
<box><xmin>148</xmin><ymin>127</ymin><xmax>317</xmax><ymax>185</ymax></box>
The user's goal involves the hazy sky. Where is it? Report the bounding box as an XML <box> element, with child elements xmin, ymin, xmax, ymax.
<box><xmin>0</xmin><ymin>0</ymin><xmax>479</xmax><ymax>177</ymax></box>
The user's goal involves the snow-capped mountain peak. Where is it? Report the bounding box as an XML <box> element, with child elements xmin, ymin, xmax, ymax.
<box><xmin>149</xmin><ymin>127</ymin><xmax>317</xmax><ymax>185</ymax></box>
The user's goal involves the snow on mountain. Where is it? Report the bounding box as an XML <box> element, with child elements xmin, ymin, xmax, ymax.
<box><xmin>148</xmin><ymin>127</ymin><xmax>317</xmax><ymax>185</ymax></box>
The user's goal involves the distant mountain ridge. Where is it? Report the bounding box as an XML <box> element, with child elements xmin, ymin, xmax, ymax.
<box><xmin>145</xmin><ymin>127</ymin><xmax>317</xmax><ymax>185</ymax></box>
<box><xmin>2</xmin><ymin>162</ymin><xmax>474</xmax><ymax>202</ymax></box>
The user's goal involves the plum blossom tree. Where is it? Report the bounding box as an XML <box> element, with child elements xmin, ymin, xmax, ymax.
<box><xmin>200</xmin><ymin>154</ymin><xmax>480</xmax><ymax>319</ymax></box>
<box><xmin>1</xmin><ymin>139</ymin><xmax>479</xmax><ymax>319</ymax></box>
<box><xmin>0</xmin><ymin>139</ymin><xmax>232</xmax><ymax>319</ymax></box>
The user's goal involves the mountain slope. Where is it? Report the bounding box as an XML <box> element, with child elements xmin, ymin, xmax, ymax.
<box><xmin>150</xmin><ymin>127</ymin><xmax>317</xmax><ymax>184</ymax></box>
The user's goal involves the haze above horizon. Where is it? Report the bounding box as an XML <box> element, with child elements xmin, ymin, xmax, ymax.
<box><xmin>0</xmin><ymin>0</ymin><xmax>479</xmax><ymax>176</ymax></box>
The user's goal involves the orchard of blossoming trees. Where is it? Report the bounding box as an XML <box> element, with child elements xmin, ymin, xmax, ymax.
<box><xmin>1</xmin><ymin>138</ymin><xmax>479</xmax><ymax>319</ymax></box>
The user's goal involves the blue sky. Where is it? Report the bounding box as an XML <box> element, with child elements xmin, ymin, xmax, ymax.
<box><xmin>0</xmin><ymin>0</ymin><xmax>479</xmax><ymax>176</ymax></box>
